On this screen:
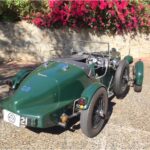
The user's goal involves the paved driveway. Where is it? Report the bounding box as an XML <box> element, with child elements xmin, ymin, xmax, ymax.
<box><xmin>0</xmin><ymin>58</ymin><xmax>150</xmax><ymax>149</ymax></box>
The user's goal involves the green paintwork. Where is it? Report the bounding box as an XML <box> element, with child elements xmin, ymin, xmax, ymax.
<box><xmin>11</xmin><ymin>68</ymin><xmax>33</xmax><ymax>89</ymax></box>
<box><xmin>124</xmin><ymin>55</ymin><xmax>133</xmax><ymax>64</ymax></box>
<box><xmin>0</xmin><ymin>61</ymin><xmax>93</xmax><ymax>128</ymax></box>
<box><xmin>134</xmin><ymin>60</ymin><xmax>144</xmax><ymax>86</ymax></box>
<box><xmin>81</xmin><ymin>82</ymin><xmax>105</xmax><ymax>109</ymax></box>
<box><xmin>100</xmin><ymin>68</ymin><xmax>115</xmax><ymax>89</ymax></box>
<box><xmin>0</xmin><ymin>54</ymin><xmax>142</xmax><ymax>129</ymax></box>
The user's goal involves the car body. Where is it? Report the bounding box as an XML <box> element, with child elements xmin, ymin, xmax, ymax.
<box><xmin>0</xmin><ymin>46</ymin><xmax>144</xmax><ymax>137</ymax></box>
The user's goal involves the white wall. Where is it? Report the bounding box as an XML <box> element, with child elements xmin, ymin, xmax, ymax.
<box><xmin>0</xmin><ymin>21</ymin><xmax>149</xmax><ymax>62</ymax></box>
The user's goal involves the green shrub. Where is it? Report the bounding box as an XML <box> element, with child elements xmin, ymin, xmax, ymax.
<box><xmin>142</xmin><ymin>0</ymin><xmax>150</xmax><ymax>5</ymax></box>
<box><xmin>0</xmin><ymin>0</ymin><xmax>49</xmax><ymax>21</ymax></box>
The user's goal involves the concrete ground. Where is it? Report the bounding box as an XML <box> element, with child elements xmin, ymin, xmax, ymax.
<box><xmin>0</xmin><ymin>58</ymin><xmax>150</xmax><ymax>149</ymax></box>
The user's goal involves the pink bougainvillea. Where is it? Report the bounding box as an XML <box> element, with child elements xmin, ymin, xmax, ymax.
<box><xmin>28</xmin><ymin>0</ymin><xmax>150</xmax><ymax>33</ymax></box>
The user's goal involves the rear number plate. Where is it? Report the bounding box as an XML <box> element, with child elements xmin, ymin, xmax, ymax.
<box><xmin>3</xmin><ymin>109</ymin><xmax>21</xmax><ymax>127</ymax></box>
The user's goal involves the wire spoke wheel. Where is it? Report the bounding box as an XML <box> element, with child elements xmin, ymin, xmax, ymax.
<box><xmin>113</xmin><ymin>60</ymin><xmax>129</xmax><ymax>99</ymax></box>
<box><xmin>80</xmin><ymin>87</ymin><xmax>108</xmax><ymax>138</ymax></box>
<box><xmin>92</xmin><ymin>96</ymin><xmax>104</xmax><ymax>128</ymax></box>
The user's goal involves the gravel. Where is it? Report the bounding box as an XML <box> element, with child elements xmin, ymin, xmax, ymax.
<box><xmin>0</xmin><ymin>59</ymin><xmax>150</xmax><ymax>149</ymax></box>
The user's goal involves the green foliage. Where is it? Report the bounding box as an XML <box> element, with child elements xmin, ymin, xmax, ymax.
<box><xmin>142</xmin><ymin>0</ymin><xmax>150</xmax><ymax>5</ymax></box>
<box><xmin>0</xmin><ymin>0</ymin><xmax>49</xmax><ymax>21</ymax></box>
<box><xmin>130</xmin><ymin>0</ymin><xmax>150</xmax><ymax>4</ymax></box>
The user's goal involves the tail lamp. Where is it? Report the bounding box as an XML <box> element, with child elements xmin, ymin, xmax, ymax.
<box><xmin>77</xmin><ymin>98</ymin><xmax>87</xmax><ymax>109</ymax></box>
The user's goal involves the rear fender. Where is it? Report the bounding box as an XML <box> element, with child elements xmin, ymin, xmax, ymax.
<box><xmin>81</xmin><ymin>83</ymin><xmax>105</xmax><ymax>110</ymax></box>
<box><xmin>134</xmin><ymin>60</ymin><xmax>144</xmax><ymax>86</ymax></box>
<box><xmin>12</xmin><ymin>68</ymin><xmax>33</xmax><ymax>89</ymax></box>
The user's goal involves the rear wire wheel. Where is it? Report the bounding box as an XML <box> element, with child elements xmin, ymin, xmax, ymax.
<box><xmin>80</xmin><ymin>87</ymin><xmax>108</xmax><ymax>138</ymax></box>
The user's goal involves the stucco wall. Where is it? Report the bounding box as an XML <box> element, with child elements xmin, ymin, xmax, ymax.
<box><xmin>0</xmin><ymin>21</ymin><xmax>149</xmax><ymax>62</ymax></box>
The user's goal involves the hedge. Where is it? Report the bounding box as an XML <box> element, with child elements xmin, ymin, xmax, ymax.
<box><xmin>0</xmin><ymin>0</ymin><xmax>49</xmax><ymax>21</ymax></box>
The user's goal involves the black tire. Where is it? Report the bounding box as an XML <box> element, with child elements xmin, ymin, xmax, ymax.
<box><xmin>113</xmin><ymin>60</ymin><xmax>129</xmax><ymax>99</ymax></box>
<box><xmin>80</xmin><ymin>87</ymin><xmax>108</xmax><ymax>138</ymax></box>
<box><xmin>134</xmin><ymin>85</ymin><xmax>142</xmax><ymax>92</ymax></box>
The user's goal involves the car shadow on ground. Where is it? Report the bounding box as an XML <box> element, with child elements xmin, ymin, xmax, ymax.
<box><xmin>27</xmin><ymin>115</ymin><xmax>80</xmax><ymax>135</ymax></box>
<box><xmin>27</xmin><ymin>97</ymin><xmax>116</xmax><ymax>135</ymax></box>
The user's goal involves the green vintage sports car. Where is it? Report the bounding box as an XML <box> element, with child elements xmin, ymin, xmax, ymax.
<box><xmin>0</xmin><ymin>45</ymin><xmax>144</xmax><ymax>138</ymax></box>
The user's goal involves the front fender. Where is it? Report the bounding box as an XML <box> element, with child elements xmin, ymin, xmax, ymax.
<box><xmin>81</xmin><ymin>82</ymin><xmax>105</xmax><ymax>110</ymax></box>
<box><xmin>124</xmin><ymin>55</ymin><xmax>133</xmax><ymax>64</ymax></box>
<box><xmin>134</xmin><ymin>60</ymin><xmax>144</xmax><ymax>86</ymax></box>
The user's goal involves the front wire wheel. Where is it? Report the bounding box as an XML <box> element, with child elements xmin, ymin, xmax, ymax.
<box><xmin>113</xmin><ymin>60</ymin><xmax>130</xmax><ymax>99</ymax></box>
<box><xmin>80</xmin><ymin>87</ymin><xmax>108</xmax><ymax>138</ymax></box>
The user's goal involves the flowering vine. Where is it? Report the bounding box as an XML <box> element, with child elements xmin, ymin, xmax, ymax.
<box><xmin>29</xmin><ymin>0</ymin><xmax>150</xmax><ymax>34</ymax></box>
